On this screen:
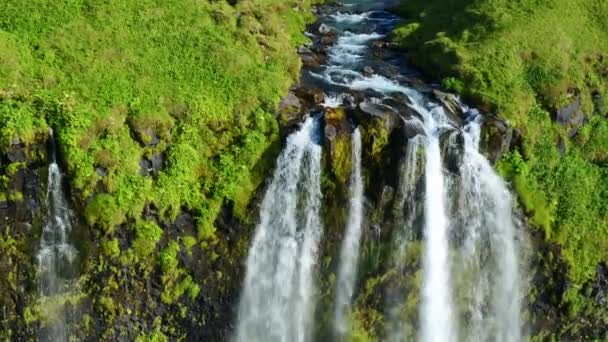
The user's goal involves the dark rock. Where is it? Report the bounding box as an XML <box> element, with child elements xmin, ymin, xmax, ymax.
<box><xmin>7</xmin><ymin>145</ymin><xmax>26</xmax><ymax>163</ymax></box>
<box><xmin>318</xmin><ymin>23</ymin><xmax>332</xmax><ymax>35</ymax></box>
<box><xmin>143</xmin><ymin>128</ymin><xmax>160</xmax><ymax>147</ymax></box>
<box><xmin>371</xmin><ymin>40</ymin><xmax>387</xmax><ymax>49</ymax></box>
<box><xmin>173</xmin><ymin>212</ymin><xmax>195</xmax><ymax>234</ymax></box>
<box><xmin>402</xmin><ymin>118</ymin><xmax>426</xmax><ymax>139</ymax></box>
<box><xmin>591</xmin><ymin>263</ymin><xmax>608</xmax><ymax>305</ymax></box>
<box><xmin>355</xmin><ymin>102</ymin><xmax>400</xmax><ymax>133</ymax></box>
<box><xmin>556</xmin><ymin>97</ymin><xmax>586</xmax><ymax>127</ymax></box>
<box><xmin>278</xmin><ymin>91</ymin><xmax>303</xmax><ymax>126</ymax></box>
<box><xmin>324</xmin><ymin>124</ymin><xmax>337</xmax><ymax>144</ymax></box>
<box><xmin>139</xmin><ymin>159</ymin><xmax>152</xmax><ymax>176</ymax></box>
<box><xmin>95</xmin><ymin>167</ymin><xmax>108</xmax><ymax>177</ymax></box>
<box><xmin>150</xmin><ymin>153</ymin><xmax>164</xmax><ymax>176</ymax></box>
<box><xmin>14</xmin><ymin>222</ymin><xmax>32</xmax><ymax>235</ymax></box>
<box><xmin>320</xmin><ymin>35</ymin><xmax>337</xmax><ymax>46</ymax></box>
<box><xmin>293</xmin><ymin>87</ymin><xmax>325</xmax><ymax>107</ymax></box>
<box><xmin>363</xmin><ymin>66</ymin><xmax>375</xmax><ymax>76</ymax></box>
<box><xmin>432</xmin><ymin>89</ymin><xmax>464</xmax><ymax>122</ymax></box>
<box><xmin>480</xmin><ymin>115</ymin><xmax>513</xmax><ymax>164</ymax></box>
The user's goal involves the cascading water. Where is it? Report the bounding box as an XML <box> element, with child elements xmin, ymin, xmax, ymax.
<box><xmin>333</xmin><ymin>128</ymin><xmax>364</xmax><ymax>337</ymax></box>
<box><xmin>236</xmin><ymin>2</ymin><xmax>525</xmax><ymax>341</ymax></box>
<box><xmin>235</xmin><ymin>117</ymin><xmax>323</xmax><ymax>342</ymax></box>
<box><xmin>386</xmin><ymin>135</ymin><xmax>423</xmax><ymax>342</ymax></box>
<box><xmin>451</xmin><ymin>116</ymin><xmax>522</xmax><ymax>342</ymax></box>
<box><xmin>37</xmin><ymin>132</ymin><xmax>79</xmax><ymax>342</ymax></box>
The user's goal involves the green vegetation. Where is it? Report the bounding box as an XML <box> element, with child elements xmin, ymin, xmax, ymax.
<box><xmin>393</xmin><ymin>0</ymin><xmax>608</xmax><ymax>335</ymax></box>
<box><xmin>0</xmin><ymin>0</ymin><xmax>320</xmax><ymax>338</ymax></box>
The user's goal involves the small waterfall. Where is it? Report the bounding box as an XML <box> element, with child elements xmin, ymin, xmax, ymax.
<box><xmin>37</xmin><ymin>132</ymin><xmax>79</xmax><ymax>342</ymax></box>
<box><xmin>420</xmin><ymin>127</ymin><xmax>455</xmax><ymax>342</ymax></box>
<box><xmin>455</xmin><ymin>117</ymin><xmax>522</xmax><ymax>342</ymax></box>
<box><xmin>235</xmin><ymin>117</ymin><xmax>323</xmax><ymax>342</ymax></box>
<box><xmin>386</xmin><ymin>135</ymin><xmax>423</xmax><ymax>342</ymax></box>
<box><xmin>334</xmin><ymin>128</ymin><xmax>364</xmax><ymax>337</ymax></box>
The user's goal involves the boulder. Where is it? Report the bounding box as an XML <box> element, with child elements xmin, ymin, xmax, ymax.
<box><xmin>293</xmin><ymin>87</ymin><xmax>325</xmax><ymax>107</ymax></box>
<box><xmin>142</xmin><ymin>128</ymin><xmax>160</xmax><ymax>147</ymax></box>
<box><xmin>363</xmin><ymin>66</ymin><xmax>375</xmax><ymax>76</ymax></box>
<box><xmin>480</xmin><ymin>115</ymin><xmax>513</xmax><ymax>164</ymax></box>
<box><xmin>150</xmin><ymin>153</ymin><xmax>164</xmax><ymax>176</ymax></box>
<box><xmin>318</xmin><ymin>23</ymin><xmax>332</xmax><ymax>35</ymax></box>
<box><xmin>278</xmin><ymin>91</ymin><xmax>303</xmax><ymax>126</ymax></box>
<box><xmin>555</xmin><ymin>97</ymin><xmax>586</xmax><ymax>136</ymax></box>
<box><xmin>432</xmin><ymin>89</ymin><xmax>464</xmax><ymax>122</ymax></box>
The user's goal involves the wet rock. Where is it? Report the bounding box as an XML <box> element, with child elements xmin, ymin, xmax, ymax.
<box><xmin>318</xmin><ymin>23</ymin><xmax>332</xmax><ymax>35</ymax></box>
<box><xmin>355</xmin><ymin>102</ymin><xmax>400</xmax><ymax>133</ymax></box>
<box><xmin>278</xmin><ymin>91</ymin><xmax>303</xmax><ymax>126</ymax></box>
<box><xmin>371</xmin><ymin>40</ymin><xmax>387</xmax><ymax>49</ymax></box>
<box><xmin>320</xmin><ymin>35</ymin><xmax>337</xmax><ymax>46</ymax></box>
<box><xmin>298</xmin><ymin>46</ymin><xmax>326</xmax><ymax>68</ymax></box>
<box><xmin>293</xmin><ymin>87</ymin><xmax>325</xmax><ymax>108</ymax></box>
<box><xmin>402</xmin><ymin>118</ymin><xmax>426</xmax><ymax>139</ymax></box>
<box><xmin>363</xmin><ymin>66</ymin><xmax>375</xmax><ymax>76</ymax></box>
<box><xmin>432</xmin><ymin>89</ymin><xmax>464</xmax><ymax>121</ymax></box>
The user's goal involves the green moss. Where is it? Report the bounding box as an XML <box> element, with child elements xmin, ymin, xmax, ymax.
<box><xmin>132</xmin><ymin>220</ymin><xmax>163</xmax><ymax>258</ymax></box>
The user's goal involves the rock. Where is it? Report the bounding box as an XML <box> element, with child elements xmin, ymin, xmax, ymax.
<box><xmin>480</xmin><ymin>115</ymin><xmax>513</xmax><ymax>164</ymax></box>
<box><xmin>355</xmin><ymin>102</ymin><xmax>400</xmax><ymax>133</ymax></box>
<box><xmin>320</xmin><ymin>35</ymin><xmax>337</xmax><ymax>46</ymax></box>
<box><xmin>139</xmin><ymin>159</ymin><xmax>152</xmax><ymax>176</ymax></box>
<box><xmin>402</xmin><ymin>118</ymin><xmax>426</xmax><ymax>139</ymax></box>
<box><xmin>143</xmin><ymin>128</ymin><xmax>160</xmax><ymax>147</ymax></box>
<box><xmin>14</xmin><ymin>222</ymin><xmax>32</xmax><ymax>235</ymax></box>
<box><xmin>363</xmin><ymin>66</ymin><xmax>375</xmax><ymax>76</ymax></box>
<box><xmin>556</xmin><ymin>97</ymin><xmax>586</xmax><ymax>127</ymax></box>
<box><xmin>7</xmin><ymin>145</ymin><xmax>26</xmax><ymax>163</ymax></box>
<box><xmin>324</xmin><ymin>124</ymin><xmax>337</xmax><ymax>144</ymax></box>
<box><xmin>0</xmin><ymin>200</ymin><xmax>8</xmax><ymax>209</ymax></box>
<box><xmin>173</xmin><ymin>212</ymin><xmax>195</xmax><ymax>233</ymax></box>
<box><xmin>591</xmin><ymin>263</ymin><xmax>608</xmax><ymax>305</ymax></box>
<box><xmin>555</xmin><ymin>97</ymin><xmax>587</xmax><ymax>137</ymax></box>
<box><xmin>95</xmin><ymin>167</ymin><xmax>108</xmax><ymax>177</ymax></box>
<box><xmin>371</xmin><ymin>40</ymin><xmax>386</xmax><ymax>49</ymax></box>
<box><xmin>294</xmin><ymin>87</ymin><xmax>325</xmax><ymax>107</ymax></box>
<box><xmin>150</xmin><ymin>153</ymin><xmax>164</xmax><ymax>176</ymax></box>
<box><xmin>318</xmin><ymin>24</ymin><xmax>332</xmax><ymax>35</ymax></box>
<box><xmin>278</xmin><ymin>91</ymin><xmax>303</xmax><ymax>126</ymax></box>
<box><xmin>301</xmin><ymin>52</ymin><xmax>322</xmax><ymax>69</ymax></box>
<box><xmin>432</xmin><ymin>89</ymin><xmax>464</xmax><ymax>122</ymax></box>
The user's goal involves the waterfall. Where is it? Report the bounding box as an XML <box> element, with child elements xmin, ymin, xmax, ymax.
<box><xmin>386</xmin><ymin>135</ymin><xmax>423</xmax><ymax>342</ymax></box>
<box><xmin>420</xmin><ymin>126</ymin><xmax>456</xmax><ymax>342</ymax></box>
<box><xmin>235</xmin><ymin>117</ymin><xmax>323</xmax><ymax>342</ymax></box>
<box><xmin>37</xmin><ymin>133</ymin><xmax>78</xmax><ymax>342</ymax></box>
<box><xmin>334</xmin><ymin>128</ymin><xmax>364</xmax><ymax>337</ymax></box>
<box><xmin>454</xmin><ymin>116</ymin><xmax>522</xmax><ymax>342</ymax></box>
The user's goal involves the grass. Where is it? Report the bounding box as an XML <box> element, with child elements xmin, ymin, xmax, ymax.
<box><xmin>0</xmin><ymin>0</ymin><xmax>320</xmax><ymax>337</ymax></box>
<box><xmin>393</xmin><ymin>0</ymin><xmax>608</xmax><ymax>334</ymax></box>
